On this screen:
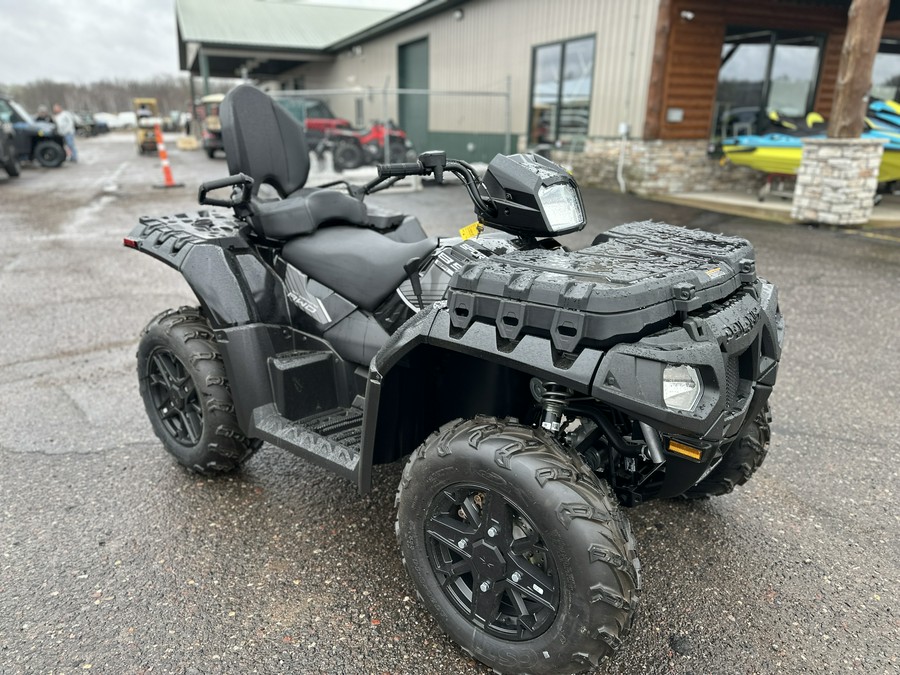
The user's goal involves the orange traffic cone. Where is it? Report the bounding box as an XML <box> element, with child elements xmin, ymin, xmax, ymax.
<box><xmin>153</xmin><ymin>124</ymin><xmax>184</xmax><ymax>189</ymax></box>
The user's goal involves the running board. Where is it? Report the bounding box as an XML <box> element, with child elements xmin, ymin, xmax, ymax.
<box><xmin>250</xmin><ymin>403</ymin><xmax>363</xmax><ymax>481</ymax></box>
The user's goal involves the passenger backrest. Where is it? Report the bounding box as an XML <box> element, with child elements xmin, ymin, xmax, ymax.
<box><xmin>220</xmin><ymin>85</ymin><xmax>310</xmax><ymax>197</ymax></box>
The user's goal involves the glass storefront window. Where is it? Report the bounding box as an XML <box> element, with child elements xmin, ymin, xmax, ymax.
<box><xmin>768</xmin><ymin>37</ymin><xmax>821</xmax><ymax>116</ymax></box>
<box><xmin>713</xmin><ymin>28</ymin><xmax>823</xmax><ymax>140</ymax></box>
<box><xmin>872</xmin><ymin>39</ymin><xmax>900</xmax><ymax>101</ymax></box>
<box><xmin>529</xmin><ymin>36</ymin><xmax>594</xmax><ymax>146</ymax></box>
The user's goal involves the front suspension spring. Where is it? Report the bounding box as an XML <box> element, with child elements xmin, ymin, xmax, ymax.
<box><xmin>539</xmin><ymin>382</ymin><xmax>572</xmax><ymax>433</ymax></box>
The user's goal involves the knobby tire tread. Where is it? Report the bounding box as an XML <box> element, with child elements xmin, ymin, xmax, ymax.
<box><xmin>395</xmin><ymin>416</ymin><xmax>641</xmax><ymax>675</ymax></box>
<box><xmin>137</xmin><ymin>306</ymin><xmax>260</xmax><ymax>475</ymax></box>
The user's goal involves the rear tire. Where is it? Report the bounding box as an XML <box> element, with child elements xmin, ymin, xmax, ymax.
<box><xmin>34</xmin><ymin>140</ymin><xmax>65</xmax><ymax>167</ymax></box>
<box><xmin>137</xmin><ymin>307</ymin><xmax>260</xmax><ymax>474</ymax></box>
<box><xmin>682</xmin><ymin>405</ymin><xmax>771</xmax><ymax>499</ymax></box>
<box><xmin>396</xmin><ymin>417</ymin><xmax>641</xmax><ymax>674</ymax></box>
<box><xmin>206</xmin><ymin>147</ymin><xmax>216</xmax><ymax>159</ymax></box>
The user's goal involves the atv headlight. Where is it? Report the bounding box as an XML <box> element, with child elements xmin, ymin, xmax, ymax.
<box><xmin>663</xmin><ymin>365</ymin><xmax>702</xmax><ymax>412</ymax></box>
<box><xmin>538</xmin><ymin>183</ymin><xmax>584</xmax><ymax>231</ymax></box>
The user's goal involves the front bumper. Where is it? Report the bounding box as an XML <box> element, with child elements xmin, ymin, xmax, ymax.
<box><xmin>590</xmin><ymin>279</ymin><xmax>783</xmax><ymax>499</ymax></box>
<box><xmin>592</xmin><ymin>279</ymin><xmax>784</xmax><ymax>444</ymax></box>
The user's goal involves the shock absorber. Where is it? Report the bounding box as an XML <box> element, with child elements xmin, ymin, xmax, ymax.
<box><xmin>538</xmin><ymin>382</ymin><xmax>571</xmax><ymax>433</ymax></box>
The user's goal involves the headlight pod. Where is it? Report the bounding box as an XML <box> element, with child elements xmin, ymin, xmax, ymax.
<box><xmin>538</xmin><ymin>183</ymin><xmax>584</xmax><ymax>232</ymax></box>
<box><xmin>662</xmin><ymin>364</ymin><xmax>702</xmax><ymax>412</ymax></box>
<box><xmin>480</xmin><ymin>153</ymin><xmax>586</xmax><ymax>237</ymax></box>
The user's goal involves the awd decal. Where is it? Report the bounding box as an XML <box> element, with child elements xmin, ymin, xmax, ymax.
<box><xmin>284</xmin><ymin>264</ymin><xmax>332</xmax><ymax>325</ymax></box>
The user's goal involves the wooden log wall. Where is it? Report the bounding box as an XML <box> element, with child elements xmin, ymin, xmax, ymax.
<box><xmin>644</xmin><ymin>0</ymin><xmax>900</xmax><ymax>139</ymax></box>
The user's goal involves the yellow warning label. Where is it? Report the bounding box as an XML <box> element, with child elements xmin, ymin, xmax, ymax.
<box><xmin>459</xmin><ymin>222</ymin><xmax>482</xmax><ymax>240</ymax></box>
<box><xmin>705</xmin><ymin>267</ymin><xmax>722</xmax><ymax>277</ymax></box>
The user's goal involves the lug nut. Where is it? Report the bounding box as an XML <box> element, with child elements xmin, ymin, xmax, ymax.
<box><xmin>487</xmin><ymin>526</ymin><xmax>499</xmax><ymax>537</ymax></box>
<box><xmin>457</xmin><ymin>538</ymin><xmax>468</xmax><ymax>549</ymax></box>
<box><xmin>479</xmin><ymin>581</ymin><xmax>491</xmax><ymax>592</ymax></box>
<box><xmin>510</xmin><ymin>571</ymin><xmax>522</xmax><ymax>583</ymax></box>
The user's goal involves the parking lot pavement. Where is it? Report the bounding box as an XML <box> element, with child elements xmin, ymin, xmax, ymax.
<box><xmin>0</xmin><ymin>133</ymin><xmax>897</xmax><ymax>674</ymax></box>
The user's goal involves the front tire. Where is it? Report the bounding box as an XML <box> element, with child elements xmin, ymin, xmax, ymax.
<box><xmin>4</xmin><ymin>152</ymin><xmax>20</xmax><ymax>177</ymax></box>
<box><xmin>137</xmin><ymin>307</ymin><xmax>260</xmax><ymax>474</ymax></box>
<box><xmin>34</xmin><ymin>140</ymin><xmax>65</xmax><ymax>167</ymax></box>
<box><xmin>682</xmin><ymin>405</ymin><xmax>772</xmax><ymax>499</ymax></box>
<box><xmin>396</xmin><ymin>417</ymin><xmax>641</xmax><ymax>675</ymax></box>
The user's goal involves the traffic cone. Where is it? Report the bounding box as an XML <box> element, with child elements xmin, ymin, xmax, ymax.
<box><xmin>153</xmin><ymin>124</ymin><xmax>184</xmax><ymax>189</ymax></box>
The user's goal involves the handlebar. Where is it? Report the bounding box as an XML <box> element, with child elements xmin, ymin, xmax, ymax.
<box><xmin>375</xmin><ymin>152</ymin><xmax>497</xmax><ymax>219</ymax></box>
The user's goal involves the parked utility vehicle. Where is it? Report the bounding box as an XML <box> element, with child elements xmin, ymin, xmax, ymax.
<box><xmin>125</xmin><ymin>86</ymin><xmax>783</xmax><ymax>675</ymax></box>
<box><xmin>0</xmin><ymin>94</ymin><xmax>65</xmax><ymax>168</ymax></box>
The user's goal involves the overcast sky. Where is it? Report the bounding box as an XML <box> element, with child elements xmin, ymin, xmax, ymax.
<box><xmin>0</xmin><ymin>0</ymin><xmax>418</xmax><ymax>85</ymax></box>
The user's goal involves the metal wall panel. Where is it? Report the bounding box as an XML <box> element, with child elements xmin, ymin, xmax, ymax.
<box><xmin>282</xmin><ymin>0</ymin><xmax>661</xmax><ymax>140</ymax></box>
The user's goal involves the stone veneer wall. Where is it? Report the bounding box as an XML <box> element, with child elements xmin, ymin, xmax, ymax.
<box><xmin>790</xmin><ymin>138</ymin><xmax>884</xmax><ymax>225</ymax></box>
<box><xmin>558</xmin><ymin>139</ymin><xmax>766</xmax><ymax>196</ymax></box>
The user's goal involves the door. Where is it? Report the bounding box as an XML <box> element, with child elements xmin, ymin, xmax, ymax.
<box><xmin>398</xmin><ymin>38</ymin><xmax>429</xmax><ymax>151</ymax></box>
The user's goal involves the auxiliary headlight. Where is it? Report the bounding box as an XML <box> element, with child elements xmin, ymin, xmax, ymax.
<box><xmin>662</xmin><ymin>364</ymin><xmax>702</xmax><ymax>412</ymax></box>
<box><xmin>538</xmin><ymin>183</ymin><xmax>584</xmax><ymax>231</ymax></box>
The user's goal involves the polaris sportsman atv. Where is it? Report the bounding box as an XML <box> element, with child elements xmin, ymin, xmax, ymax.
<box><xmin>126</xmin><ymin>86</ymin><xmax>783</xmax><ymax>675</ymax></box>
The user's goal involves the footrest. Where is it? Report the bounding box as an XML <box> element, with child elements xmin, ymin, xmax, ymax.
<box><xmin>250</xmin><ymin>403</ymin><xmax>363</xmax><ymax>480</ymax></box>
<box><xmin>304</xmin><ymin>407</ymin><xmax>364</xmax><ymax>452</ymax></box>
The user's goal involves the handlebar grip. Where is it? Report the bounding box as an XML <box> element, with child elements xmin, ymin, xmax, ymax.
<box><xmin>377</xmin><ymin>162</ymin><xmax>424</xmax><ymax>178</ymax></box>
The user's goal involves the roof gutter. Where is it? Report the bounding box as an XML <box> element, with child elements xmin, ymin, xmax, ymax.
<box><xmin>327</xmin><ymin>0</ymin><xmax>468</xmax><ymax>52</ymax></box>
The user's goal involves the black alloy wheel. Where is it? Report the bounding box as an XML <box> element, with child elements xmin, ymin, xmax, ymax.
<box><xmin>137</xmin><ymin>307</ymin><xmax>260</xmax><ymax>474</ymax></box>
<box><xmin>397</xmin><ymin>417</ymin><xmax>640</xmax><ymax>675</ymax></box>
<box><xmin>425</xmin><ymin>484</ymin><xmax>560</xmax><ymax>641</ymax></box>
<box><xmin>145</xmin><ymin>347</ymin><xmax>204</xmax><ymax>446</ymax></box>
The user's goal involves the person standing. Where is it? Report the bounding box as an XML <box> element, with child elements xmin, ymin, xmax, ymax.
<box><xmin>34</xmin><ymin>105</ymin><xmax>52</xmax><ymax>123</ymax></box>
<box><xmin>52</xmin><ymin>103</ymin><xmax>78</xmax><ymax>163</ymax></box>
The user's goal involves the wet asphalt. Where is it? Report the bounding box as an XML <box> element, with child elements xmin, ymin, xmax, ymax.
<box><xmin>0</xmin><ymin>134</ymin><xmax>897</xmax><ymax>675</ymax></box>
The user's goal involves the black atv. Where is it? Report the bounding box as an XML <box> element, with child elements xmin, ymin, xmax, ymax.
<box><xmin>126</xmin><ymin>86</ymin><xmax>784</xmax><ymax>675</ymax></box>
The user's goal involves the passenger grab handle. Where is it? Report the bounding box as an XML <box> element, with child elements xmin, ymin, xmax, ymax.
<box><xmin>198</xmin><ymin>173</ymin><xmax>254</xmax><ymax>208</ymax></box>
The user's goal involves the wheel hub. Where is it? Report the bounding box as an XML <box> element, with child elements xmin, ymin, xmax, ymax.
<box><xmin>470</xmin><ymin>540</ymin><xmax>506</xmax><ymax>582</ymax></box>
<box><xmin>169</xmin><ymin>388</ymin><xmax>184</xmax><ymax>409</ymax></box>
<box><xmin>146</xmin><ymin>347</ymin><xmax>202</xmax><ymax>446</ymax></box>
<box><xmin>424</xmin><ymin>484</ymin><xmax>560</xmax><ymax>641</ymax></box>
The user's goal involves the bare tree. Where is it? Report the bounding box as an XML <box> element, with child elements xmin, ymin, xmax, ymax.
<box><xmin>1</xmin><ymin>75</ymin><xmax>235</xmax><ymax>115</ymax></box>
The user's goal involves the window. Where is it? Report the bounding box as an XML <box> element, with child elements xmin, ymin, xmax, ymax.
<box><xmin>528</xmin><ymin>36</ymin><xmax>595</xmax><ymax>146</ymax></box>
<box><xmin>713</xmin><ymin>28</ymin><xmax>824</xmax><ymax>139</ymax></box>
<box><xmin>872</xmin><ymin>38</ymin><xmax>900</xmax><ymax>101</ymax></box>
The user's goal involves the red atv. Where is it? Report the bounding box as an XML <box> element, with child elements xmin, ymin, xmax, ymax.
<box><xmin>270</xmin><ymin>94</ymin><xmax>416</xmax><ymax>172</ymax></box>
<box><xmin>326</xmin><ymin>121</ymin><xmax>416</xmax><ymax>172</ymax></box>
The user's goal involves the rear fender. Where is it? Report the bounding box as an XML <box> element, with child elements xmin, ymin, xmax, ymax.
<box><xmin>127</xmin><ymin>214</ymin><xmax>293</xmax><ymax>435</ymax></box>
<box><xmin>126</xmin><ymin>213</ymin><xmax>290</xmax><ymax>329</ymax></box>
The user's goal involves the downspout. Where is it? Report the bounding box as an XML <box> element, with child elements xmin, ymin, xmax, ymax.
<box><xmin>616</xmin><ymin>122</ymin><xmax>629</xmax><ymax>193</ymax></box>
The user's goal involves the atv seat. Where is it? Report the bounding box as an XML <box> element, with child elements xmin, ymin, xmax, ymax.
<box><xmin>282</xmin><ymin>226</ymin><xmax>437</xmax><ymax>311</ymax></box>
<box><xmin>221</xmin><ymin>84</ymin><xmax>368</xmax><ymax>240</ymax></box>
<box><xmin>250</xmin><ymin>188</ymin><xmax>368</xmax><ymax>240</ymax></box>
